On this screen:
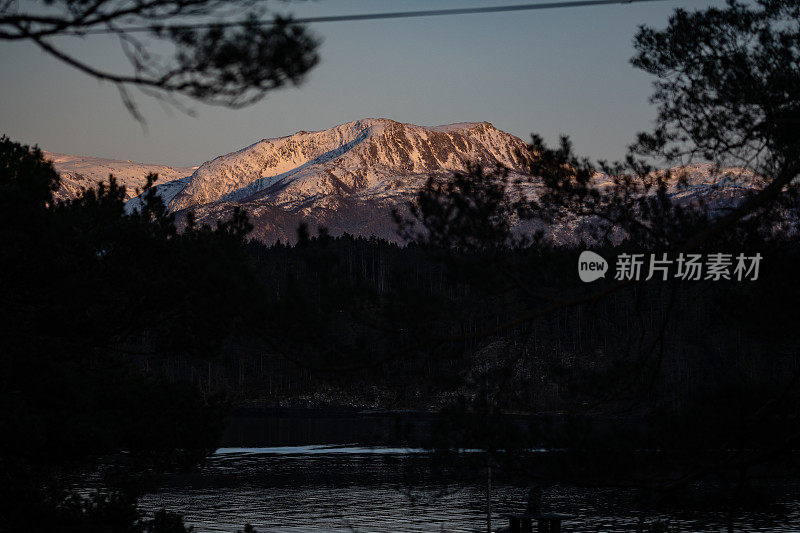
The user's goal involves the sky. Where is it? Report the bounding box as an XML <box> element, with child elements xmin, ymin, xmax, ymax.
<box><xmin>0</xmin><ymin>0</ymin><xmax>723</xmax><ymax>167</ymax></box>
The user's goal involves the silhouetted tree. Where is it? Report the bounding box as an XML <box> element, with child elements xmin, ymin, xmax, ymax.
<box><xmin>0</xmin><ymin>136</ymin><xmax>262</xmax><ymax>530</ymax></box>
<box><xmin>0</xmin><ymin>1</ymin><xmax>319</xmax><ymax>119</ymax></box>
<box><xmin>394</xmin><ymin>163</ymin><xmax>530</xmax><ymax>251</ymax></box>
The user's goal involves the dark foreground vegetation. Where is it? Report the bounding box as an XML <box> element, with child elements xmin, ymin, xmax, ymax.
<box><xmin>3</xmin><ymin>136</ymin><xmax>799</xmax><ymax>529</ymax></box>
<box><xmin>1</xmin><ymin>0</ymin><xmax>799</xmax><ymax>531</ymax></box>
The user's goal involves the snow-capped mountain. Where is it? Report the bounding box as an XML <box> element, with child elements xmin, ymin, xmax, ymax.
<box><xmin>45</xmin><ymin>151</ymin><xmax>195</xmax><ymax>201</ymax></box>
<box><xmin>169</xmin><ymin>118</ymin><xmax>530</xmax><ymax>210</ymax></box>
<box><xmin>47</xmin><ymin>119</ymin><xmax>762</xmax><ymax>245</ymax></box>
<box><xmin>158</xmin><ymin>119</ymin><xmax>761</xmax><ymax>244</ymax></box>
<box><xmin>158</xmin><ymin>119</ymin><xmax>534</xmax><ymax>242</ymax></box>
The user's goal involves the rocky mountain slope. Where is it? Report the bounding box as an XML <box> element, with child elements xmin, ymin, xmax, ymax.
<box><xmin>168</xmin><ymin>119</ymin><xmax>530</xmax><ymax>211</ymax></box>
<box><xmin>161</xmin><ymin>119</ymin><xmax>534</xmax><ymax>242</ymax></box>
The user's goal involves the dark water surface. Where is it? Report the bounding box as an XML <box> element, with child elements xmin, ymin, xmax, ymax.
<box><xmin>137</xmin><ymin>411</ymin><xmax>800</xmax><ymax>532</ymax></box>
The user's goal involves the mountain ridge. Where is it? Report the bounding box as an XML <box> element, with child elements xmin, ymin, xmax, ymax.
<box><xmin>47</xmin><ymin>119</ymin><xmax>761</xmax><ymax>245</ymax></box>
<box><xmin>167</xmin><ymin>118</ymin><xmax>531</xmax><ymax>214</ymax></box>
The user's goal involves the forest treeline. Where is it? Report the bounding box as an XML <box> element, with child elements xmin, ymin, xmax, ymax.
<box><xmin>136</xmin><ymin>228</ymin><xmax>800</xmax><ymax>421</ymax></box>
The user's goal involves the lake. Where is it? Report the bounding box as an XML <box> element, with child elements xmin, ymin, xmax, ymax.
<box><xmin>137</xmin><ymin>410</ymin><xmax>800</xmax><ymax>532</ymax></box>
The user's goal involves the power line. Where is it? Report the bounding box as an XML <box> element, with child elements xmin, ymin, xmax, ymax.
<box><xmin>65</xmin><ymin>0</ymin><xmax>678</xmax><ymax>36</ymax></box>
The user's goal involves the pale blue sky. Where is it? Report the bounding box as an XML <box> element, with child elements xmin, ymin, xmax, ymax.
<box><xmin>0</xmin><ymin>0</ymin><xmax>721</xmax><ymax>166</ymax></box>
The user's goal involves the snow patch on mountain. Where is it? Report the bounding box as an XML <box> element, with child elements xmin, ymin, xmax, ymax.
<box><xmin>124</xmin><ymin>176</ymin><xmax>193</xmax><ymax>214</ymax></box>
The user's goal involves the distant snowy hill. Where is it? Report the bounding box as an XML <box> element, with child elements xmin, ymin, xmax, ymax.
<box><xmin>45</xmin><ymin>151</ymin><xmax>195</xmax><ymax>202</ymax></box>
